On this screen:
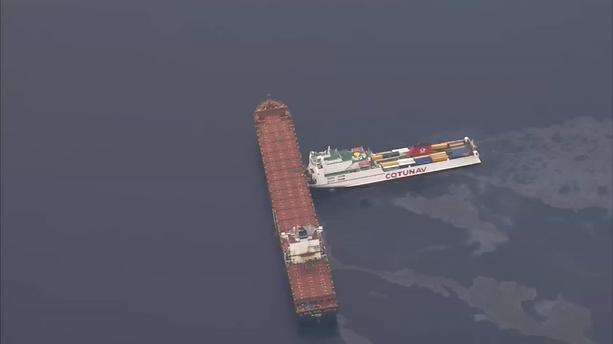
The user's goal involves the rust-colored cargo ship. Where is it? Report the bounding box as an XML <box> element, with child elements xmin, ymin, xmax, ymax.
<box><xmin>254</xmin><ymin>98</ymin><xmax>338</xmax><ymax>321</ymax></box>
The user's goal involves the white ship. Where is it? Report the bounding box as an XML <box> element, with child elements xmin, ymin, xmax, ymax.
<box><xmin>306</xmin><ymin>137</ymin><xmax>481</xmax><ymax>188</ymax></box>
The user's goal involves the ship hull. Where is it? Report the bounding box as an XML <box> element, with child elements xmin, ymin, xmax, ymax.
<box><xmin>310</xmin><ymin>154</ymin><xmax>481</xmax><ymax>188</ymax></box>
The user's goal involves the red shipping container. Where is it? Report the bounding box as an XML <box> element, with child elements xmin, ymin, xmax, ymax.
<box><xmin>408</xmin><ymin>145</ymin><xmax>433</xmax><ymax>157</ymax></box>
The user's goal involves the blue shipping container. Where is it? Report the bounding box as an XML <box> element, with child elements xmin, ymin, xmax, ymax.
<box><xmin>451</xmin><ymin>146</ymin><xmax>469</xmax><ymax>153</ymax></box>
<box><xmin>449</xmin><ymin>146</ymin><xmax>470</xmax><ymax>158</ymax></box>
<box><xmin>413</xmin><ymin>156</ymin><xmax>432</xmax><ymax>165</ymax></box>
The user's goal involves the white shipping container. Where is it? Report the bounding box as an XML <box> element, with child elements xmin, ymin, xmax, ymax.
<box><xmin>397</xmin><ymin>158</ymin><xmax>415</xmax><ymax>165</ymax></box>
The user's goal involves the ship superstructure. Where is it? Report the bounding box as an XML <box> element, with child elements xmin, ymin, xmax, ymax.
<box><xmin>307</xmin><ymin>138</ymin><xmax>481</xmax><ymax>188</ymax></box>
<box><xmin>254</xmin><ymin>99</ymin><xmax>338</xmax><ymax>320</ymax></box>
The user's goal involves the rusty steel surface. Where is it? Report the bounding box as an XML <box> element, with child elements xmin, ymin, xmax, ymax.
<box><xmin>254</xmin><ymin>99</ymin><xmax>338</xmax><ymax>319</ymax></box>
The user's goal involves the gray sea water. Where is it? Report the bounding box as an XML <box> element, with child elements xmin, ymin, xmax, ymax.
<box><xmin>2</xmin><ymin>0</ymin><xmax>611</xmax><ymax>343</ymax></box>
